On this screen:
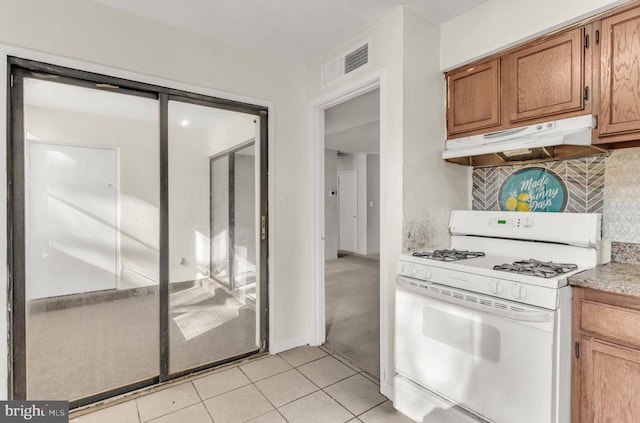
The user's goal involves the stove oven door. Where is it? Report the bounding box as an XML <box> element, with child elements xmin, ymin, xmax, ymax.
<box><xmin>395</xmin><ymin>276</ymin><xmax>559</xmax><ymax>423</ymax></box>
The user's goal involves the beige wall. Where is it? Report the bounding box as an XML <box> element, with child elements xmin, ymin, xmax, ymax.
<box><xmin>0</xmin><ymin>0</ymin><xmax>308</xmax><ymax>400</ymax></box>
<box><xmin>305</xmin><ymin>6</ymin><xmax>470</xmax><ymax>394</ymax></box>
<box><xmin>306</xmin><ymin>8</ymin><xmax>405</xmax><ymax>393</ymax></box>
<box><xmin>402</xmin><ymin>9</ymin><xmax>470</xmax><ymax>252</ymax></box>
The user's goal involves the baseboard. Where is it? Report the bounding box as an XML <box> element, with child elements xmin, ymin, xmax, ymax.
<box><xmin>269</xmin><ymin>335</ymin><xmax>308</xmax><ymax>354</ymax></box>
<box><xmin>380</xmin><ymin>378</ymin><xmax>394</xmax><ymax>400</ymax></box>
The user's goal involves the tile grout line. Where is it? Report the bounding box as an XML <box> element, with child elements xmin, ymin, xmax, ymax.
<box><xmin>190</xmin><ymin>380</ymin><xmax>217</xmax><ymax>423</ymax></box>
<box><xmin>135</xmin><ymin>398</ymin><xmax>142</xmax><ymax>423</ymax></box>
<box><xmin>294</xmin><ymin>360</ymin><xmax>357</xmax><ymax>421</ymax></box>
<box><xmin>250</xmin><ymin>356</ymin><xmax>358</xmax><ymax>421</ymax></box>
<box><xmin>232</xmin><ymin>358</ymin><xmax>296</xmax><ymax>422</ymax></box>
<box><xmin>321</xmin><ymin>372</ymin><xmax>384</xmax><ymax>418</ymax></box>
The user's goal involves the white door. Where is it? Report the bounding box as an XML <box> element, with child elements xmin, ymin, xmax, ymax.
<box><xmin>27</xmin><ymin>142</ymin><xmax>119</xmax><ymax>299</ymax></box>
<box><xmin>338</xmin><ymin>170</ymin><xmax>358</xmax><ymax>252</ymax></box>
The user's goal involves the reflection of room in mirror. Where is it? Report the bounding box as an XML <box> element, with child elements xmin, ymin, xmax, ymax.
<box><xmin>20</xmin><ymin>76</ymin><xmax>264</xmax><ymax>402</ymax></box>
<box><xmin>168</xmin><ymin>99</ymin><xmax>260</xmax><ymax>374</ymax></box>
<box><xmin>23</xmin><ymin>77</ymin><xmax>162</xmax><ymax>401</ymax></box>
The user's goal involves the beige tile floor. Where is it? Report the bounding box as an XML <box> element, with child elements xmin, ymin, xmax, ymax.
<box><xmin>69</xmin><ymin>345</ymin><xmax>414</xmax><ymax>423</ymax></box>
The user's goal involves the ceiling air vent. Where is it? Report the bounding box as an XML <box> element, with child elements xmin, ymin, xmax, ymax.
<box><xmin>345</xmin><ymin>43</ymin><xmax>369</xmax><ymax>74</ymax></box>
<box><xmin>321</xmin><ymin>41</ymin><xmax>370</xmax><ymax>89</ymax></box>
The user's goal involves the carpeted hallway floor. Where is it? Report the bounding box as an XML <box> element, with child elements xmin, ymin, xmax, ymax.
<box><xmin>324</xmin><ymin>252</ymin><xmax>380</xmax><ymax>379</ymax></box>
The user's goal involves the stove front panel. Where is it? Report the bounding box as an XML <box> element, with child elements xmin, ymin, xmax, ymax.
<box><xmin>395</xmin><ymin>280</ymin><xmax>560</xmax><ymax>423</ymax></box>
<box><xmin>397</xmin><ymin>257</ymin><xmax>561</xmax><ymax>309</ymax></box>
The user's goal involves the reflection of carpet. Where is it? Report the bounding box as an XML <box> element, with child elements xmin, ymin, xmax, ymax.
<box><xmin>173</xmin><ymin>307</ymin><xmax>238</xmax><ymax>341</ymax></box>
<box><xmin>169</xmin><ymin>284</ymin><xmax>214</xmax><ymax>307</ymax></box>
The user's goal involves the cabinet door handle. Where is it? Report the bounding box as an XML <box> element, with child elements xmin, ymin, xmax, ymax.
<box><xmin>575</xmin><ymin>341</ymin><xmax>580</xmax><ymax>359</ymax></box>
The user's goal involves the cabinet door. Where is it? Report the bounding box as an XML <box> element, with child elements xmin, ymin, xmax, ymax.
<box><xmin>582</xmin><ymin>338</ymin><xmax>640</xmax><ymax>423</ymax></box>
<box><xmin>446</xmin><ymin>59</ymin><xmax>500</xmax><ymax>136</ymax></box>
<box><xmin>599</xmin><ymin>7</ymin><xmax>640</xmax><ymax>137</ymax></box>
<box><xmin>505</xmin><ymin>28</ymin><xmax>585</xmax><ymax>123</ymax></box>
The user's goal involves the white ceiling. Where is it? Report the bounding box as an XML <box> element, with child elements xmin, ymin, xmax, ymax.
<box><xmin>90</xmin><ymin>0</ymin><xmax>489</xmax><ymax>64</ymax></box>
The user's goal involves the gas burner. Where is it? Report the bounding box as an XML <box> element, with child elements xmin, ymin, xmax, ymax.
<box><xmin>412</xmin><ymin>249</ymin><xmax>485</xmax><ymax>262</ymax></box>
<box><xmin>493</xmin><ymin>259</ymin><xmax>578</xmax><ymax>278</ymax></box>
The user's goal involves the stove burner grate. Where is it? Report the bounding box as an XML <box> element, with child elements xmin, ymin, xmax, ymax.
<box><xmin>493</xmin><ymin>259</ymin><xmax>578</xmax><ymax>278</ymax></box>
<box><xmin>412</xmin><ymin>249</ymin><xmax>485</xmax><ymax>262</ymax></box>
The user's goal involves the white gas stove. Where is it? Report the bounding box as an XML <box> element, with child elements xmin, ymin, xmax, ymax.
<box><xmin>394</xmin><ymin>210</ymin><xmax>602</xmax><ymax>423</ymax></box>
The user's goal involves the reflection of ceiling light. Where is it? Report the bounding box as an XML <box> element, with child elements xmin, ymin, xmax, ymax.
<box><xmin>26</xmin><ymin>132</ymin><xmax>41</xmax><ymax>141</ymax></box>
<box><xmin>181</xmin><ymin>120</ymin><xmax>189</xmax><ymax>127</ymax></box>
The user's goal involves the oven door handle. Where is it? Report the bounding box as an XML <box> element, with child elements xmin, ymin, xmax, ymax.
<box><xmin>396</xmin><ymin>276</ymin><xmax>554</xmax><ymax>323</ymax></box>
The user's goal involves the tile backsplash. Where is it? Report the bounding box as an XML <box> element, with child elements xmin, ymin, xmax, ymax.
<box><xmin>471</xmin><ymin>147</ymin><xmax>640</xmax><ymax>243</ymax></box>
<box><xmin>602</xmin><ymin>148</ymin><xmax>640</xmax><ymax>242</ymax></box>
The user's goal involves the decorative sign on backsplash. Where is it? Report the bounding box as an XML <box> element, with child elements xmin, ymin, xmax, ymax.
<box><xmin>472</xmin><ymin>156</ymin><xmax>606</xmax><ymax>214</ymax></box>
<box><xmin>498</xmin><ymin>167</ymin><xmax>567</xmax><ymax>212</ymax></box>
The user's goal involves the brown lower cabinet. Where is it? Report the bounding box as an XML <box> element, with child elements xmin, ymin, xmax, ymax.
<box><xmin>572</xmin><ymin>287</ymin><xmax>640</xmax><ymax>423</ymax></box>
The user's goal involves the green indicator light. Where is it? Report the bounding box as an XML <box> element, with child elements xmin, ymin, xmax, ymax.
<box><xmin>498</xmin><ymin>219</ymin><xmax>507</xmax><ymax>224</ymax></box>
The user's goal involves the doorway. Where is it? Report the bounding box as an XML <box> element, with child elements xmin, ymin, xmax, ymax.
<box><xmin>8</xmin><ymin>58</ymin><xmax>269</xmax><ymax>407</ymax></box>
<box><xmin>323</xmin><ymin>89</ymin><xmax>381</xmax><ymax>378</ymax></box>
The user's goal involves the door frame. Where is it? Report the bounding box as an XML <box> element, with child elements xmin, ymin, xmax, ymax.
<box><xmin>209</xmin><ymin>138</ymin><xmax>257</xmax><ymax>292</ymax></box>
<box><xmin>4</xmin><ymin>52</ymin><xmax>274</xmax><ymax>407</ymax></box>
<box><xmin>308</xmin><ymin>71</ymin><xmax>390</xmax><ymax>396</ymax></box>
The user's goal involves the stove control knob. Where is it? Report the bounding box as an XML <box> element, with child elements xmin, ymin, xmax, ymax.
<box><xmin>408</xmin><ymin>264</ymin><xmax>418</xmax><ymax>276</ymax></box>
<box><xmin>489</xmin><ymin>279</ymin><xmax>504</xmax><ymax>295</ymax></box>
<box><xmin>521</xmin><ymin>218</ymin><xmax>534</xmax><ymax>228</ymax></box>
<box><xmin>511</xmin><ymin>285</ymin><xmax>529</xmax><ymax>300</ymax></box>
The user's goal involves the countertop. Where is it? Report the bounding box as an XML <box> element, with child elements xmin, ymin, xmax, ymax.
<box><xmin>568</xmin><ymin>262</ymin><xmax>640</xmax><ymax>297</ymax></box>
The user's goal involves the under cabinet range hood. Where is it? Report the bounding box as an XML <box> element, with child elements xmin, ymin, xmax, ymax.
<box><xmin>443</xmin><ymin>115</ymin><xmax>608</xmax><ymax>166</ymax></box>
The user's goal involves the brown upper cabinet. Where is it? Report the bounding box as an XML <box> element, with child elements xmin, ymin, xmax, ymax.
<box><xmin>504</xmin><ymin>28</ymin><xmax>586</xmax><ymax>123</ymax></box>
<box><xmin>445</xmin><ymin>26</ymin><xmax>592</xmax><ymax>140</ymax></box>
<box><xmin>598</xmin><ymin>6</ymin><xmax>640</xmax><ymax>141</ymax></box>
<box><xmin>446</xmin><ymin>59</ymin><xmax>500</xmax><ymax>136</ymax></box>
<box><xmin>444</xmin><ymin>2</ymin><xmax>640</xmax><ymax>151</ymax></box>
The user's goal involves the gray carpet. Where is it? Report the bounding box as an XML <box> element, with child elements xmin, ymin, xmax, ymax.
<box><xmin>26</xmin><ymin>278</ymin><xmax>257</xmax><ymax>401</ymax></box>
<box><xmin>325</xmin><ymin>252</ymin><xmax>380</xmax><ymax>379</ymax></box>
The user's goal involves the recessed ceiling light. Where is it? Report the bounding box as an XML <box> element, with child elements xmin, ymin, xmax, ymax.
<box><xmin>181</xmin><ymin>120</ymin><xmax>189</xmax><ymax>127</ymax></box>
